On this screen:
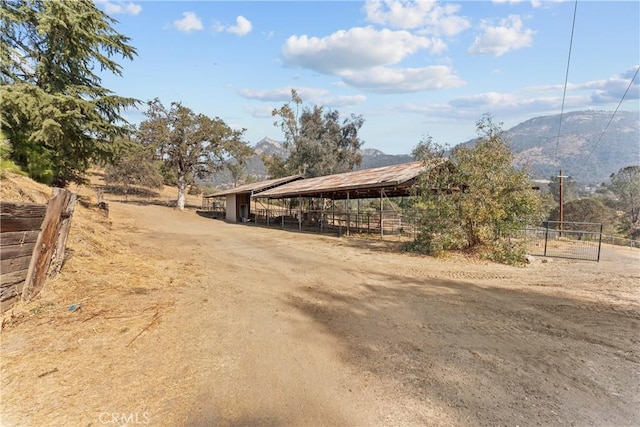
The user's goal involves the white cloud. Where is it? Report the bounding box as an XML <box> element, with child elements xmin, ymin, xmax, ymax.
<box><xmin>468</xmin><ymin>15</ymin><xmax>535</xmax><ymax>56</ymax></box>
<box><xmin>282</xmin><ymin>26</ymin><xmax>463</xmax><ymax>94</ymax></box>
<box><xmin>244</xmin><ymin>105</ymin><xmax>275</xmax><ymax>119</ymax></box>
<box><xmin>364</xmin><ymin>0</ymin><xmax>471</xmax><ymax>36</ymax></box>
<box><xmin>239</xmin><ymin>87</ymin><xmax>329</xmax><ymax>103</ymax></box>
<box><xmin>283</xmin><ymin>26</ymin><xmax>436</xmax><ymax>74</ymax></box>
<box><xmin>396</xmin><ymin>67</ymin><xmax>639</xmax><ymax>127</ymax></box>
<box><xmin>492</xmin><ymin>0</ymin><xmax>542</xmax><ymax>7</ymax></box>
<box><xmin>239</xmin><ymin>87</ymin><xmax>367</xmax><ymax>108</ymax></box>
<box><xmin>579</xmin><ymin>67</ymin><xmax>640</xmax><ymax>104</ymax></box>
<box><xmin>173</xmin><ymin>12</ymin><xmax>203</xmax><ymax>33</ymax></box>
<box><xmin>492</xmin><ymin>0</ymin><xmax>566</xmax><ymax>8</ymax></box>
<box><xmin>95</xmin><ymin>0</ymin><xmax>142</xmax><ymax>15</ymax></box>
<box><xmin>448</xmin><ymin>91</ymin><xmax>589</xmax><ymax>117</ymax></box>
<box><xmin>341</xmin><ymin>65</ymin><xmax>465</xmax><ymax>93</ymax></box>
<box><xmin>215</xmin><ymin>16</ymin><xmax>253</xmax><ymax>36</ymax></box>
<box><xmin>525</xmin><ymin>67</ymin><xmax>640</xmax><ymax>104</ymax></box>
<box><xmin>322</xmin><ymin>95</ymin><xmax>368</xmax><ymax>107</ymax></box>
<box><xmin>228</xmin><ymin>16</ymin><xmax>252</xmax><ymax>36</ymax></box>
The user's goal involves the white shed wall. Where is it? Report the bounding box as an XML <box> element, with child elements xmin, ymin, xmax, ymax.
<box><xmin>225</xmin><ymin>194</ymin><xmax>237</xmax><ymax>222</ymax></box>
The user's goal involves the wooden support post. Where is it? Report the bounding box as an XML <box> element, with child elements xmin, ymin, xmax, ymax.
<box><xmin>47</xmin><ymin>192</ymin><xmax>76</xmax><ymax>279</ymax></box>
<box><xmin>298</xmin><ymin>195</ymin><xmax>302</xmax><ymax>232</ymax></box>
<box><xmin>321</xmin><ymin>196</ymin><xmax>324</xmax><ymax>232</ymax></box>
<box><xmin>380</xmin><ymin>189</ymin><xmax>384</xmax><ymax>238</ymax></box>
<box><xmin>346</xmin><ymin>191</ymin><xmax>350</xmax><ymax>236</ymax></box>
<box><xmin>22</xmin><ymin>188</ymin><xmax>75</xmax><ymax>302</ymax></box>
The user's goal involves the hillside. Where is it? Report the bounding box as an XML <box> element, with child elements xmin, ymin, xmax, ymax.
<box><xmin>461</xmin><ymin>110</ymin><xmax>639</xmax><ymax>183</ymax></box>
<box><xmin>357</xmin><ymin>148</ymin><xmax>413</xmax><ymax>170</ymax></box>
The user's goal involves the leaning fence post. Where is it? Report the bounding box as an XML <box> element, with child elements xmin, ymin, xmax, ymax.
<box><xmin>47</xmin><ymin>192</ymin><xmax>77</xmax><ymax>278</ymax></box>
<box><xmin>543</xmin><ymin>221</ymin><xmax>549</xmax><ymax>257</ymax></box>
<box><xmin>22</xmin><ymin>188</ymin><xmax>74</xmax><ymax>302</ymax></box>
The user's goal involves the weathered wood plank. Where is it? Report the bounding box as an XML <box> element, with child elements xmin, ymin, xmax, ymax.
<box><xmin>48</xmin><ymin>192</ymin><xmax>77</xmax><ymax>278</ymax></box>
<box><xmin>1</xmin><ymin>295</ymin><xmax>19</xmax><ymax>313</ymax></box>
<box><xmin>0</xmin><ymin>269</ymin><xmax>28</xmax><ymax>287</ymax></box>
<box><xmin>23</xmin><ymin>188</ymin><xmax>73</xmax><ymax>302</ymax></box>
<box><xmin>0</xmin><ymin>230</ymin><xmax>41</xmax><ymax>246</ymax></box>
<box><xmin>0</xmin><ymin>217</ymin><xmax>45</xmax><ymax>233</ymax></box>
<box><xmin>0</xmin><ymin>282</ymin><xmax>24</xmax><ymax>301</ymax></box>
<box><xmin>0</xmin><ymin>256</ymin><xmax>33</xmax><ymax>274</ymax></box>
<box><xmin>0</xmin><ymin>243</ymin><xmax>36</xmax><ymax>260</ymax></box>
<box><xmin>0</xmin><ymin>203</ymin><xmax>47</xmax><ymax>217</ymax></box>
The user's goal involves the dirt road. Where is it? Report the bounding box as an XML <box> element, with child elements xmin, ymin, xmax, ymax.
<box><xmin>2</xmin><ymin>201</ymin><xmax>639</xmax><ymax>426</ymax></box>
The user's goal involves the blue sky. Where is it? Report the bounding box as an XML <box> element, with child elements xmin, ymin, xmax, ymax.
<box><xmin>95</xmin><ymin>0</ymin><xmax>640</xmax><ymax>154</ymax></box>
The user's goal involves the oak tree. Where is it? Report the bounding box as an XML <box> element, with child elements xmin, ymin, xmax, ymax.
<box><xmin>138</xmin><ymin>99</ymin><xmax>251</xmax><ymax>210</ymax></box>
<box><xmin>410</xmin><ymin>116</ymin><xmax>545</xmax><ymax>264</ymax></box>
<box><xmin>104</xmin><ymin>141</ymin><xmax>164</xmax><ymax>198</ymax></box>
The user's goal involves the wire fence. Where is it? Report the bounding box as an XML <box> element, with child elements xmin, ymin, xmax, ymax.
<box><xmin>515</xmin><ymin>221</ymin><xmax>604</xmax><ymax>261</ymax></box>
<box><xmin>253</xmin><ymin>208</ymin><xmax>416</xmax><ymax>237</ymax></box>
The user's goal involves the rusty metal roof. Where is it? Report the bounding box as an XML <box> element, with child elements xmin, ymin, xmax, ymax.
<box><xmin>256</xmin><ymin>161</ymin><xmax>430</xmax><ymax>199</ymax></box>
<box><xmin>203</xmin><ymin>174</ymin><xmax>303</xmax><ymax>198</ymax></box>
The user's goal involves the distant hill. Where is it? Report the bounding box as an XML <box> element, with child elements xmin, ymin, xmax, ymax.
<box><xmin>201</xmin><ymin>138</ymin><xmax>414</xmax><ymax>189</ymax></box>
<box><xmin>356</xmin><ymin>148</ymin><xmax>413</xmax><ymax>170</ymax></box>
<box><xmin>460</xmin><ymin>110</ymin><xmax>639</xmax><ymax>183</ymax></box>
<box><xmin>202</xmin><ymin>110</ymin><xmax>639</xmax><ymax>189</ymax></box>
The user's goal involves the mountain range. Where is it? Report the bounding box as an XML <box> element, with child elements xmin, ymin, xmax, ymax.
<box><xmin>203</xmin><ymin>110</ymin><xmax>638</xmax><ymax>188</ymax></box>
<box><xmin>464</xmin><ymin>110</ymin><xmax>639</xmax><ymax>182</ymax></box>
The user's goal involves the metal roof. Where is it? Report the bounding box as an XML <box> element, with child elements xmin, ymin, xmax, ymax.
<box><xmin>203</xmin><ymin>174</ymin><xmax>303</xmax><ymax>198</ymax></box>
<box><xmin>255</xmin><ymin>161</ymin><xmax>429</xmax><ymax>200</ymax></box>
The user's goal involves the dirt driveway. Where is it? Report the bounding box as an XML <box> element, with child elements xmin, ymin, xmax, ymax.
<box><xmin>2</xmin><ymin>201</ymin><xmax>639</xmax><ymax>426</ymax></box>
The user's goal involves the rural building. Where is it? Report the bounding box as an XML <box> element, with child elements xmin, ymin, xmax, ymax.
<box><xmin>202</xmin><ymin>161</ymin><xmax>439</xmax><ymax>236</ymax></box>
<box><xmin>202</xmin><ymin>175</ymin><xmax>303</xmax><ymax>223</ymax></box>
<box><xmin>253</xmin><ymin>161</ymin><xmax>431</xmax><ymax>236</ymax></box>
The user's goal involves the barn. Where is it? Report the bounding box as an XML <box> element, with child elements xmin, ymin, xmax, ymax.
<box><xmin>202</xmin><ymin>161</ymin><xmax>441</xmax><ymax>237</ymax></box>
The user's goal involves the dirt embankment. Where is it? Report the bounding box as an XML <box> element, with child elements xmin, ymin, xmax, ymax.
<box><xmin>1</xmin><ymin>178</ymin><xmax>639</xmax><ymax>426</ymax></box>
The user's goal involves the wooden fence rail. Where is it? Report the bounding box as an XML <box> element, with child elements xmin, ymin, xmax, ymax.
<box><xmin>0</xmin><ymin>188</ymin><xmax>76</xmax><ymax>312</ymax></box>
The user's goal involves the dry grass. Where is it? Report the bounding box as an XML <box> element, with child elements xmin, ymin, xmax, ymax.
<box><xmin>0</xmin><ymin>172</ymin><xmax>191</xmax><ymax>425</ymax></box>
<box><xmin>1</xmin><ymin>171</ymin><xmax>185</xmax><ymax>327</ymax></box>
<box><xmin>0</xmin><ymin>172</ymin><xmax>51</xmax><ymax>204</ymax></box>
<box><xmin>84</xmin><ymin>169</ymin><xmax>203</xmax><ymax>209</ymax></box>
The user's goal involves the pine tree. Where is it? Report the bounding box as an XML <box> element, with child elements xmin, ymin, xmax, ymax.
<box><xmin>0</xmin><ymin>0</ymin><xmax>137</xmax><ymax>185</ymax></box>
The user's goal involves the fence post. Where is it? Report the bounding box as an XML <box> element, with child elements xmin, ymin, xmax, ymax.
<box><xmin>47</xmin><ymin>192</ymin><xmax>77</xmax><ymax>278</ymax></box>
<box><xmin>597</xmin><ymin>223</ymin><xmax>603</xmax><ymax>262</ymax></box>
<box><xmin>543</xmin><ymin>221</ymin><xmax>549</xmax><ymax>257</ymax></box>
<box><xmin>22</xmin><ymin>188</ymin><xmax>74</xmax><ymax>302</ymax></box>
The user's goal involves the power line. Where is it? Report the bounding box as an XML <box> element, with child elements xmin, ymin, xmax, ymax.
<box><xmin>574</xmin><ymin>65</ymin><xmax>640</xmax><ymax>180</ymax></box>
<box><xmin>554</xmin><ymin>0</ymin><xmax>579</xmax><ymax>160</ymax></box>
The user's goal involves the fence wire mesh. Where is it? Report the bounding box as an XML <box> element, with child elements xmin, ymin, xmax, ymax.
<box><xmin>517</xmin><ymin>221</ymin><xmax>603</xmax><ymax>262</ymax></box>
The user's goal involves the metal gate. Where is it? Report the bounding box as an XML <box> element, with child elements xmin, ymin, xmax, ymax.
<box><xmin>522</xmin><ymin>221</ymin><xmax>603</xmax><ymax>262</ymax></box>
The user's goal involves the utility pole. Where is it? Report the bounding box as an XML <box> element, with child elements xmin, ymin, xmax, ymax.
<box><xmin>558</xmin><ymin>169</ymin><xmax>568</xmax><ymax>236</ymax></box>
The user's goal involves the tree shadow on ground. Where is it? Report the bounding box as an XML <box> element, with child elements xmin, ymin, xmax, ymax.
<box><xmin>195</xmin><ymin>210</ymin><xmax>224</xmax><ymax>220</ymax></box>
<box><xmin>285</xmin><ymin>272</ymin><xmax>639</xmax><ymax>426</ymax></box>
<box><xmin>337</xmin><ymin>235</ymin><xmax>409</xmax><ymax>254</ymax></box>
<box><xmin>109</xmin><ymin>199</ymin><xmax>202</xmax><ymax>210</ymax></box>
<box><xmin>100</xmin><ymin>185</ymin><xmax>161</xmax><ymax>198</ymax></box>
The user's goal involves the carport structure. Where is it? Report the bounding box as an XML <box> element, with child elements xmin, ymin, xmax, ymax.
<box><xmin>252</xmin><ymin>161</ymin><xmax>431</xmax><ymax>236</ymax></box>
<box><xmin>202</xmin><ymin>174</ymin><xmax>303</xmax><ymax>223</ymax></box>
